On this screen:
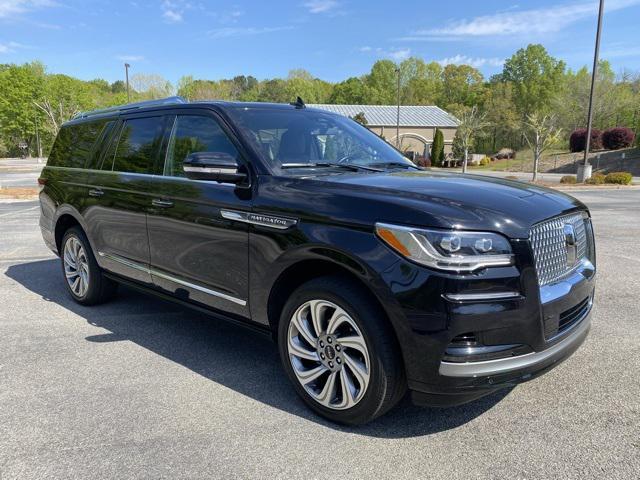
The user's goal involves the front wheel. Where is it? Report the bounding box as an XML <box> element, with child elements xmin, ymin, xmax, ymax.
<box><xmin>278</xmin><ymin>276</ymin><xmax>405</xmax><ymax>425</ymax></box>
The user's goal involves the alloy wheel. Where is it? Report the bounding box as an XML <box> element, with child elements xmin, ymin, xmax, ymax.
<box><xmin>287</xmin><ymin>299</ymin><xmax>371</xmax><ymax>410</ymax></box>
<box><xmin>63</xmin><ymin>236</ymin><xmax>89</xmax><ymax>298</ymax></box>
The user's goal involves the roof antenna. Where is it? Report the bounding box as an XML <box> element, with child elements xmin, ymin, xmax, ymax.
<box><xmin>291</xmin><ymin>96</ymin><xmax>306</xmax><ymax>109</ymax></box>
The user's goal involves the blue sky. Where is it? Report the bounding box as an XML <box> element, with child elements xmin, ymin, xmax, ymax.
<box><xmin>1</xmin><ymin>0</ymin><xmax>639</xmax><ymax>84</ymax></box>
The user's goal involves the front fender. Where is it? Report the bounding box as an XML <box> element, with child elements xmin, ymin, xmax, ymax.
<box><xmin>247</xmin><ymin>221</ymin><xmax>421</xmax><ymax>367</ymax></box>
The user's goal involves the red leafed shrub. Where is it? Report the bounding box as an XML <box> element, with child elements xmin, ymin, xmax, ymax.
<box><xmin>569</xmin><ymin>128</ymin><xmax>602</xmax><ymax>152</ymax></box>
<box><xmin>602</xmin><ymin>127</ymin><xmax>635</xmax><ymax>150</ymax></box>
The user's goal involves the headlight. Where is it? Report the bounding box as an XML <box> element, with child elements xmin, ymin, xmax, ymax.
<box><xmin>375</xmin><ymin>223</ymin><xmax>514</xmax><ymax>272</ymax></box>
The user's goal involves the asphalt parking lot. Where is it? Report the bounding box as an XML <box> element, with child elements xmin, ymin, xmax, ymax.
<box><xmin>1</xmin><ymin>190</ymin><xmax>639</xmax><ymax>479</ymax></box>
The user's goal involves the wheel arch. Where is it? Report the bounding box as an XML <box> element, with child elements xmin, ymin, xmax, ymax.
<box><xmin>265</xmin><ymin>254</ymin><xmax>404</xmax><ymax>353</ymax></box>
<box><xmin>53</xmin><ymin>205</ymin><xmax>92</xmax><ymax>255</ymax></box>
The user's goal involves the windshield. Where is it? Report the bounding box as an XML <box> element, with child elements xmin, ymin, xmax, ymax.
<box><xmin>226</xmin><ymin>107</ymin><xmax>414</xmax><ymax>171</ymax></box>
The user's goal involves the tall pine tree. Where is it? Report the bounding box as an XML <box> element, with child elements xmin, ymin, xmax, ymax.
<box><xmin>430</xmin><ymin>128</ymin><xmax>444</xmax><ymax>166</ymax></box>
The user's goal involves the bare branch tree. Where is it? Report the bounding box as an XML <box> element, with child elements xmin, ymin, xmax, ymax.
<box><xmin>522</xmin><ymin>113</ymin><xmax>563</xmax><ymax>182</ymax></box>
<box><xmin>33</xmin><ymin>99</ymin><xmax>81</xmax><ymax>136</ymax></box>
<box><xmin>456</xmin><ymin>105</ymin><xmax>489</xmax><ymax>173</ymax></box>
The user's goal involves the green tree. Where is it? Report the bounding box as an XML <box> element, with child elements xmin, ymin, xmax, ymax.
<box><xmin>329</xmin><ymin>77</ymin><xmax>374</xmax><ymax>104</ymax></box>
<box><xmin>430</xmin><ymin>128</ymin><xmax>444</xmax><ymax>166</ymax></box>
<box><xmin>364</xmin><ymin>60</ymin><xmax>398</xmax><ymax>104</ymax></box>
<box><xmin>403</xmin><ymin>60</ymin><xmax>443</xmax><ymax>105</ymax></box>
<box><xmin>0</xmin><ymin>62</ymin><xmax>45</xmax><ymax>156</ymax></box>
<box><xmin>502</xmin><ymin>44</ymin><xmax>565</xmax><ymax>116</ymax></box>
<box><xmin>440</xmin><ymin>64</ymin><xmax>485</xmax><ymax>111</ymax></box>
<box><xmin>111</xmin><ymin>80</ymin><xmax>126</xmax><ymax>94</ymax></box>
<box><xmin>34</xmin><ymin>74</ymin><xmax>91</xmax><ymax>137</ymax></box>
<box><xmin>481</xmin><ymin>81</ymin><xmax>521</xmax><ymax>152</ymax></box>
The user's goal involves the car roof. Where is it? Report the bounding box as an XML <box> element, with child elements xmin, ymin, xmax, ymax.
<box><xmin>63</xmin><ymin>98</ymin><xmax>335</xmax><ymax>128</ymax></box>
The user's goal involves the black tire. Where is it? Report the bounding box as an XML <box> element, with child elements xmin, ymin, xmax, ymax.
<box><xmin>60</xmin><ymin>226</ymin><xmax>117</xmax><ymax>305</ymax></box>
<box><xmin>278</xmin><ymin>276</ymin><xmax>406</xmax><ymax>425</ymax></box>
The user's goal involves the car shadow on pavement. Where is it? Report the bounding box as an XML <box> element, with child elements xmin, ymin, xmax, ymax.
<box><xmin>5</xmin><ymin>259</ymin><xmax>512</xmax><ymax>438</ymax></box>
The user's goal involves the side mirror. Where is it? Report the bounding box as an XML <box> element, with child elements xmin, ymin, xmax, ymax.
<box><xmin>183</xmin><ymin>152</ymin><xmax>247</xmax><ymax>184</ymax></box>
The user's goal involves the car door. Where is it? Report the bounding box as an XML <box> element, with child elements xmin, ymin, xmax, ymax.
<box><xmin>146</xmin><ymin>110</ymin><xmax>251</xmax><ymax>317</ymax></box>
<box><xmin>85</xmin><ymin>114</ymin><xmax>169</xmax><ymax>284</ymax></box>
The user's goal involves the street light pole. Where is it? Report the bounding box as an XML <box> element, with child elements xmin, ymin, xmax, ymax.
<box><xmin>578</xmin><ymin>0</ymin><xmax>605</xmax><ymax>182</ymax></box>
<box><xmin>395</xmin><ymin>67</ymin><xmax>401</xmax><ymax>148</ymax></box>
<box><xmin>124</xmin><ymin>63</ymin><xmax>131</xmax><ymax>103</ymax></box>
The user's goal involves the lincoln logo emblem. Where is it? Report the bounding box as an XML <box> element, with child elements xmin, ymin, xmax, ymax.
<box><xmin>564</xmin><ymin>223</ymin><xmax>577</xmax><ymax>266</ymax></box>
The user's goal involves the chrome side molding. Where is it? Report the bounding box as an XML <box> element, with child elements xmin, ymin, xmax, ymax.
<box><xmin>98</xmin><ymin>251</ymin><xmax>247</xmax><ymax>306</ymax></box>
<box><xmin>220</xmin><ymin>209</ymin><xmax>298</xmax><ymax>230</ymax></box>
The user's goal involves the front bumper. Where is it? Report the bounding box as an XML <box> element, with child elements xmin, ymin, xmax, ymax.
<box><xmin>374</xmin><ymin>230</ymin><xmax>595</xmax><ymax>407</ymax></box>
<box><xmin>439</xmin><ymin>305</ymin><xmax>591</xmax><ymax>378</ymax></box>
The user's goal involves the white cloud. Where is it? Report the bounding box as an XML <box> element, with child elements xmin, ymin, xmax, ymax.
<box><xmin>116</xmin><ymin>54</ymin><xmax>144</xmax><ymax>62</ymax></box>
<box><xmin>359</xmin><ymin>46</ymin><xmax>411</xmax><ymax>61</ymax></box>
<box><xmin>388</xmin><ymin>48</ymin><xmax>410</xmax><ymax>61</ymax></box>
<box><xmin>402</xmin><ymin>0</ymin><xmax>640</xmax><ymax>39</ymax></box>
<box><xmin>303</xmin><ymin>0</ymin><xmax>339</xmax><ymax>14</ymax></box>
<box><xmin>0</xmin><ymin>0</ymin><xmax>57</xmax><ymax>18</ymax></box>
<box><xmin>208</xmin><ymin>26</ymin><xmax>294</xmax><ymax>39</ymax></box>
<box><xmin>0</xmin><ymin>41</ymin><xmax>27</xmax><ymax>53</ymax></box>
<box><xmin>438</xmin><ymin>54</ymin><xmax>504</xmax><ymax>68</ymax></box>
<box><xmin>161</xmin><ymin>0</ymin><xmax>185</xmax><ymax>23</ymax></box>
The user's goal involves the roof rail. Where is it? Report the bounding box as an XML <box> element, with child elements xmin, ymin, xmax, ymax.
<box><xmin>73</xmin><ymin>96</ymin><xmax>188</xmax><ymax>120</ymax></box>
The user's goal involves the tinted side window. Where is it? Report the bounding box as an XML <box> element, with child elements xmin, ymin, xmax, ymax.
<box><xmin>164</xmin><ymin>115</ymin><xmax>239</xmax><ymax>177</ymax></box>
<box><xmin>113</xmin><ymin>116</ymin><xmax>165</xmax><ymax>174</ymax></box>
<box><xmin>48</xmin><ymin>120</ymin><xmax>108</xmax><ymax>168</ymax></box>
<box><xmin>47</xmin><ymin>126</ymin><xmax>73</xmax><ymax>167</ymax></box>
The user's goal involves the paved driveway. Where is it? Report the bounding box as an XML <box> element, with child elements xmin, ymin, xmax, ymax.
<box><xmin>0</xmin><ymin>191</ymin><xmax>639</xmax><ymax>479</ymax></box>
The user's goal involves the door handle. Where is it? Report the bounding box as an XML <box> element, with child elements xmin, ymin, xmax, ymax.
<box><xmin>88</xmin><ymin>188</ymin><xmax>104</xmax><ymax>197</ymax></box>
<box><xmin>152</xmin><ymin>199</ymin><xmax>174</xmax><ymax>208</ymax></box>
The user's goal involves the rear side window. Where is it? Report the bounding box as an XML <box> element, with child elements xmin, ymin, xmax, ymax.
<box><xmin>111</xmin><ymin>116</ymin><xmax>165</xmax><ymax>174</ymax></box>
<box><xmin>47</xmin><ymin>120</ymin><xmax>108</xmax><ymax>168</ymax></box>
<box><xmin>164</xmin><ymin>115</ymin><xmax>239</xmax><ymax>177</ymax></box>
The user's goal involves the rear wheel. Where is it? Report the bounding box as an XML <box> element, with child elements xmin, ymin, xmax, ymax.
<box><xmin>278</xmin><ymin>276</ymin><xmax>405</xmax><ymax>425</ymax></box>
<box><xmin>61</xmin><ymin>227</ymin><xmax>117</xmax><ymax>305</ymax></box>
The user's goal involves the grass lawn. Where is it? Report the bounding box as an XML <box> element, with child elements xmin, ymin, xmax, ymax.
<box><xmin>468</xmin><ymin>148</ymin><xmax>581</xmax><ymax>172</ymax></box>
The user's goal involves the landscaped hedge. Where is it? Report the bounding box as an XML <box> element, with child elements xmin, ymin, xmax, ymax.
<box><xmin>560</xmin><ymin>175</ymin><xmax>577</xmax><ymax>184</ymax></box>
<box><xmin>604</xmin><ymin>171</ymin><xmax>633</xmax><ymax>185</ymax></box>
<box><xmin>602</xmin><ymin>127</ymin><xmax>635</xmax><ymax>150</ymax></box>
<box><xmin>585</xmin><ymin>172</ymin><xmax>606</xmax><ymax>185</ymax></box>
<box><xmin>570</xmin><ymin>128</ymin><xmax>602</xmax><ymax>152</ymax></box>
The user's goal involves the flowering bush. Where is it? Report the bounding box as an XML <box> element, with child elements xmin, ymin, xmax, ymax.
<box><xmin>569</xmin><ymin>128</ymin><xmax>602</xmax><ymax>152</ymax></box>
<box><xmin>602</xmin><ymin>128</ymin><xmax>635</xmax><ymax>150</ymax></box>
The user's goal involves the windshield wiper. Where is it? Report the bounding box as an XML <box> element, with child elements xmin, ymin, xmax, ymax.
<box><xmin>281</xmin><ymin>162</ymin><xmax>383</xmax><ymax>172</ymax></box>
<box><xmin>369</xmin><ymin>162</ymin><xmax>421</xmax><ymax>170</ymax></box>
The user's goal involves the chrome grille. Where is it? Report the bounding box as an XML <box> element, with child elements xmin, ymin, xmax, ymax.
<box><xmin>530</xmin><ymin>212</ymin><xmax>592</xmax><ymax>286</ymax></box>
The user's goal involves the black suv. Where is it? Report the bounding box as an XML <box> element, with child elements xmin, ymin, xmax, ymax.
<box><xmin>39</xmin><ymin>97</ymin><xmax>596</xmax><ymax>425</ymax></box>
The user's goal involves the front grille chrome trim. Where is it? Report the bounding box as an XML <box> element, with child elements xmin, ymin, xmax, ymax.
<box><xmin>530</xmin><ymin>212</ymin><xmax>594</xmax><ymax>287</ymax></box>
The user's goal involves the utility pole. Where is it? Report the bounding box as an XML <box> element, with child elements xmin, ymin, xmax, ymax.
<box><xmin>395</xmin><ymin>66</ymin><xmax>401</xmax><ymax>148</ymax></box>
<box><xmin>578</xmin><ymin>0</ymin><xmax>605</xmax><ymax>182</ymax></box>
<box><xmin>125</xmin><ymin>63</ymin><xmax>131</xmax><ymax>103</ymax></box>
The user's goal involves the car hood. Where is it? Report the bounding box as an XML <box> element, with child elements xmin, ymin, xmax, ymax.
<box><xmin>261</xmin><ymin>170</ymin><xmax>587</xmax><ymax>239</ymax></box>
